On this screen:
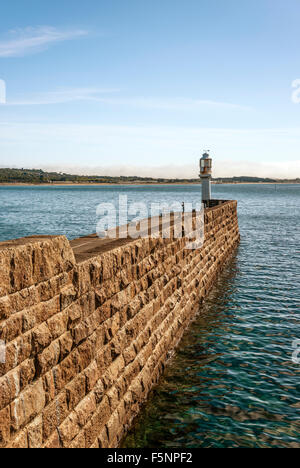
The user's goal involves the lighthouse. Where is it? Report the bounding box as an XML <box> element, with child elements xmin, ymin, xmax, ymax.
<box><xmin>200</xmin><ymin>150</ymin><xmax>212</xmax><ymax>203</ymax></box>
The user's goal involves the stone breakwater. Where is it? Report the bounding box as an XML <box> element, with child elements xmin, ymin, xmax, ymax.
<box><xmin>0</xmin><ymin>201</ymin><xmax>239</xmax><ymax>448</ymax></box>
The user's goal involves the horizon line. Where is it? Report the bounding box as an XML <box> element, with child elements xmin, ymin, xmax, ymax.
<box><xmin>0</xmin><ymin>167</ymin><xmax>299</xmax><ymax>182</ymax></box>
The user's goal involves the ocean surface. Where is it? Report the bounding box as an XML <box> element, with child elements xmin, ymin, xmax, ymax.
<box><xmin>0</xmin><ymin>184</ymin><xmax>299</xmax><ymax>448</ymax></box>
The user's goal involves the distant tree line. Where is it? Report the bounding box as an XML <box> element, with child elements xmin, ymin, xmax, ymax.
<box><xmin>213</xmin><ymin>176</ymin><xmax>300</xmax><ymax>183</ymax></box>
<box><xmin>0</xmin><ymin>168</ymin><xmax>199</xmax><ymax>184</ymax></box>
<box><xmin>0</xmin><ymin>168</ymin><xmax>299</xmax><ymax>184</ymax></box>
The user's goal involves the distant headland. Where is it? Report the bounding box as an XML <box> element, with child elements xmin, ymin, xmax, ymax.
<box><xmin>0</xmin><ymin>168</ymin><xmax>299</xmax><ymax>185</ymax></box>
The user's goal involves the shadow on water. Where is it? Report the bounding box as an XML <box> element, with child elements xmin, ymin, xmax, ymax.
<box><xmin>122</xmin><ymin>248</ymin><xmax>300</xmax><ymax>448</ymax></box>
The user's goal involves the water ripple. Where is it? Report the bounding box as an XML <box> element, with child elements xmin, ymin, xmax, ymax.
<box><xmin>0</xmin><ymin>184</ymin><xmax>299</xmax><ymax>448</ymax></box>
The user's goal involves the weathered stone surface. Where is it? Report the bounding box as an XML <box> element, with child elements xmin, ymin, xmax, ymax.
<box><xmin>32</xmin><ymin>323</ymin><xmax>52</xmax><ymax>353</ymax></box>
<box><xmin>58</xmin><ymin>411</ymin><xmax>80</xmax><ymax>447</ymax></box>
<box><xmin>10</xmin><ymin>430</ymin><xmax>28</xmax><ymax>448</ymax></box>
<box><xmin>0</xmin><ymin>236</ymin><xmax>76</xmax><ymax>298</ymax></box>
<box><xmin>11</xmin><ymin>379</ymin><xmax>45</xmax><ymax>430</ymax></box>
<box><xmin>42</xmin><ymin>392</ymin><xmax>68</xmax><ymax>441</ymax></box>
<box><xmin>0</xmin><ymin>405</ymin><xmax>11</xmax><ymax>447</ymax></box>
<box><xmin>75</xmin><ymin>394</ymin><xmax>97</xmax><ymax>428</ymax></box>
<box><xmin>65</xmin><ymin>373</ymin><xmax>86</xmax><ymax>410</ymax></box>
<box><xmin>37</xmin><ymin>341</ymin><xmax>61</xmax><ymax>376</ymax></box>
<box><xmin>0</xmin><ymin>201</ymin><xmax>240</xmax><ymax>448</ymax></box>
<box><xmin>27</xmin><ymin>415</ymin><xmax>43</xmax><ymax>448</ymax></box>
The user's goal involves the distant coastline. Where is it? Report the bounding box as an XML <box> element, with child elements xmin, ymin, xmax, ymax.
<box><xmin>0</xmin><ymin>168</ymin><xmax>299</xmax><ymax>186</ymax></box>
<box><xmin>1</xmin><ymin>181</ymin><xmax>299</xmax><ymax>187</ymax></box>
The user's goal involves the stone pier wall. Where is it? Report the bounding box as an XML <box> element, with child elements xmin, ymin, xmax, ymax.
<box><xmin>0</xmin><ymin>201</ymin><xmax>239</xmax><ymax>448</ymax></box>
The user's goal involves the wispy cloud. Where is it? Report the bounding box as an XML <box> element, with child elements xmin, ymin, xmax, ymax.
<box><xmin>8</xmin><ymin>88</ymin><xmax>120</xmax><ymax>106</ymax></box>
<box><xmin>0</xmin><ymin>26</ymin><xmax>88</xmax><ymax>57</ymax></box>
<box><xmin>6</xmin><ymin>88</ymin><xmax>250</xmax><ymax>111</ymax></box>
<box><xmin>97</xmin><ymin>97</ymin><xmax>252</xmax><ymax>111</ymax></box>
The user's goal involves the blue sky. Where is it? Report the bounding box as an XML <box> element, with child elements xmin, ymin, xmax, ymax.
<box><xmin>0</xmin><ymin>0</ymin><xmax>299</xmax><ymax>178</ymax></box>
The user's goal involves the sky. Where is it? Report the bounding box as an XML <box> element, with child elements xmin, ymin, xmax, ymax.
<box><xmin>0</xmin><ymin>0</ymin><xmax>300</xmax><ymax>178</ymax></box>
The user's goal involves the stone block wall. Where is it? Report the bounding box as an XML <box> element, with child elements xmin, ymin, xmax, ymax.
<box><xmin>0</xmin><ymin>201</ymin><xmax>239</xmax><ymax>448</ymax></box>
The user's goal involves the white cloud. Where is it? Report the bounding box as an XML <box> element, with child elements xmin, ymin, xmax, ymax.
<box><xmin>8</xmin><ymin>88</ymin><xmax>120</xmax><ymax>106</ymax></box>
<box><xmin>95</xmin><ymin>97</ymin><xmax>252</xmax><ymax>112</ymax></box>
<box><xmin>0</xmin><ymin>26</ymin><xmax>88</xmax><ymax>57</ymax></box>
<box><xmin>6</xmin><ymin>89</ymin><xmax>250</xmax><ymax>110</ymax></box>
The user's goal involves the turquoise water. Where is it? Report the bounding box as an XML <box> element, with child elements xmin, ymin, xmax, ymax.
<box><xmin>0</xmin><ymin>184</ymin><xmax>299</xmax><ymax>447</ymax></box>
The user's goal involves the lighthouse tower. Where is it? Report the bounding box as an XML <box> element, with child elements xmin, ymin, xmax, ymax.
<box><xmin>200</xmin><ymin>150</ymin><xmax>212</xmax><ymax>203</ymax></box>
